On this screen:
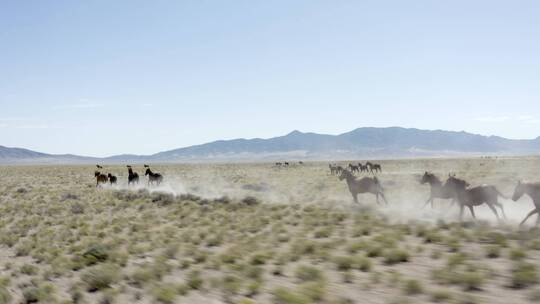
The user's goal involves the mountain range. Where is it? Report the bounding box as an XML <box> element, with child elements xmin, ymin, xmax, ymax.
<box><xmin>2</xmin><ymin>127</ymin><xmax>540</xmax><ymax>164</ymax></box>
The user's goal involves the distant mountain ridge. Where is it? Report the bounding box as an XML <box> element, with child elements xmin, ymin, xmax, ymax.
<box><xmin>2</xmin><ymin>127</ymin><xmax>540</xmax><ymax>164</ymax></box>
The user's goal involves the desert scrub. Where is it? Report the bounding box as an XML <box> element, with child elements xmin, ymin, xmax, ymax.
<box><xmin>0</xmin><ymin>277</ymin><xmax>10</xmax><ymax>304</ymax></box>
<box><xmin>333</xmin><ymin>255</ymin><xmax>356</xmax><ymax>271</ymax></box>
<box><xmin>432</xmin><ymin>265</ymin><xmax>485</xmax><ymax>291</ymax></box>
<box><xmin>20</xmin><ymin>264</ymin><xmax>39</xmax><ymax>276</ymax></box>
<box><xmin>81</xmin><ymin>264</ymin><xmax>121</xmax><ymax>291</ymax></box>
<box><xmin>187</xmin><ymin>270</ymin><xmax>204</xmax><ymax>290</ymax></box>
<box><xmin>295</xmin><ymin>265</ymin><xmax>324</xmax><ymax>282</ymax></box>
<box><xmin>22</xmin><ymin>283</ymin><xmax>55</xmax><ymax>303</ymax></box>
<box><xmin>299</xmin><ymin>281</ymin><xmax>327</xmax><ymax>302</ymax></box>
<box><xmin>511</xmin><ymin>262</ymin><xmax>538</xmax><ymax>289</ymax></box>
<box><xmin>485</xmin><ymin>245</ymin><xmax>501</xmax><ymax>258</ymax></box>
<box><xmin>509</xmin><ymin>247</ymin><xmax>527</xmax><ymax>261</ymax></box>
<box><xmin>383</xmin><ymin>248</ymin><xmax>409</xmax><ymax>265</ymax></box>
<box><xmin>152</xmin><ymin>283</ymin><xmax>178</xmax><ymax>304</ymax></box>
<box><xmin>430</xmin><ymin>289</ymin><xmax>453</xmax><ymax>302</ymax></box>
<box><xmin>356</xmin><ymin>255</ymin><xmax>373</xmax><ymax>272</ymax></box>
<box><xmin>273</xmin><ymin>287</ymin><xmax>309</xmax><ymax>304</ymax></box>
<box><xmin>402</xmin><ymin>279</ymin><xmax>423</xmax><ymax>295</ymax></box>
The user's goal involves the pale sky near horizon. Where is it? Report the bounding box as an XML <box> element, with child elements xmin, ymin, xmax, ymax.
<box><xmin>1</xmin><ymin>1</ymin><xmax>539</xmax><ymax>157</ymax></box>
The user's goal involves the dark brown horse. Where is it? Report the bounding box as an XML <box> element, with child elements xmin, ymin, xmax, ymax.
<box><xmin>512</xmin><ymin>181</ymin><xmax>540</xmax><ymax>226</ymax></box>
<box><xmin>127</xmin><ymin>165</ymin><xmax>139</xmax><ymax>185</ymax></box>
<box><xmin>446</xmin><ymin>176</ymin><xmax>507</xmax><ymax>220</ymax></box>
<box><xmin>358</xmin><ymin>163</ymin><xmax>368</xmax><ymax>173</ymax></box>
<box><xmin>339</xmin><ymin>169</ymin><xmax>388</xmax><ymax>205</ymax></box>
<box><xmin>420</xmin><ymin>172</ymin><xmax>459</xmax><ymax>208</ymax></box>
<box><xmin>94</xmin><ymin>171</ymin><xmax>108</xmax><ymax>187</ymax></box>
<box><xmin>145</xmin><ymin>168</ymin><xmax>163</xmax><ymax>186</ymax></box>
<box><xmin>107</xmin><ymin>173</ymin><xmax>117</xmax><ymax>185</ymax></box>
<box><xmin>365</xmin><ymin>162</ymin><xmax>381</xmax><ymax>173</ymax></box>
<box><xmin>348</xmin><ymin>164</ymin><xmax>359</xmax><ymax>173</ymax></box>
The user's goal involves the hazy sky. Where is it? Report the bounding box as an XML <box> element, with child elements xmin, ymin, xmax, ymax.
<box><xmin>1</xmin><ymin>1</ymin><xmax>539</xmax><ymax>157</ymax></box>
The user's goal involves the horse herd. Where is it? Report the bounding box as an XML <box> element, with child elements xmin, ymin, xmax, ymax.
<box><xmin>92</xmin><ymin>162</ymin><xmax>540</xmax><ymax>226</ymax></box>
<box><xmin>329</xmin><ymin>164</ymin><xmax>540</xmax><ymax>225</ymax></box>
<box><xmin>329</xmin><ymin>161</ymin><xmax>382</xmax><ymax>175</ymax></box>
<box><xmin>334</xmin><ymin>167</ymin><xmax>540</xmax><ymax>226</ymax></box>
<box><xmin>94</xmin><ymin>164</ymin><xmax>163</xmax><ymax>187</ymax></box>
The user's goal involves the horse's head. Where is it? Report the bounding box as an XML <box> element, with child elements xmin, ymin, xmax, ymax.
<box><xmin>145</xmin><ymin>168</ymin><xmax>151</xmax><ymax>176</ymax></box>
<box><xmin>94</xmin><ymin>171</ymin><xmax>100</xmax><ymax>177</ymax></box>
<box><xmin>107</xmin><ymin>173</ymin><xmax>112</xmax><ymax>178</ymax></box>
<box><xmin>445</xmin><ymin>175</ymin><xmax>469</xmax><ymax>190</ymax></box>
<box><xmin>420</xmin><ymin>171</ymin><xmax>432</xmax><ymax>184</ymax></box>
<box><xmin>512</xmin><ymin>180</ymin><xmax>526</xmax><ymax>201</ymax></box>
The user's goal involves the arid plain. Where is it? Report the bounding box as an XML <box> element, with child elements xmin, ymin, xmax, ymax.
<box><xmin>1</xmin><ymin>157</ymin><xmax>540</xmax><ymax>304</ymax></box>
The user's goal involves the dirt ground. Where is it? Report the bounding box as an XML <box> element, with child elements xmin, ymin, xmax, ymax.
<box><xmin>1</xmin><ymin>157</ymin><xmax>540</xmax><ymax>304</ymax></box>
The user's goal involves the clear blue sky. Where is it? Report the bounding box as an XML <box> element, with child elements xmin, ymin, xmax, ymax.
<box><xmin>1</xmin><ymin>1</ymin><xmax>539</xmax><ymax>157</ymax></box>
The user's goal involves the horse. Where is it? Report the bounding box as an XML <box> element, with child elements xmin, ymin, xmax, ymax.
<box><xmin>348</xmin><ymin>164</ymin><xmax>360</xmax><ymax>173</ymax></box>
<box><xmin>276</xmin><ymin>162</ymin><xmax>282</xmax><ymax>166</ymax></box>
<box><xmin>127</xmin><ymin>165</ymin><xmax>139</xmax><ymax>185</ymax></box>
<box><xmin>94</xmin><ymin>171</ymin><xmax>108</xmax><ymax>187</ymax></box>
<box><xmin>445</xmin><ymin>176</ymin><xmax>507</xmax><ymax>221</ymax></box>
<box><xmin>299</xmin><ymin>161</ymin><xmax>304</xmax><ymax>165</ymax></box>
<box><xmin>96</xmin><ymin>164</ymin><xmax>103</xmax><ymax>169</ymax></box>
<box><xmin>329</xmin><ymin>164</ymin><xmax>337</xmax><ymax>175</ymax></box>
<box><xmin>284</xmin><ymin>162</ymin><xmax>290</xmax><ymax>166</ymax></box>
<box><xmin>338</xmin><ymin>169</ymin><xmax>388</xmax><ymax>205</ymax></box>
<box><xmin>145</xmin><ymin>168</ymin><xmax>163</xmax><ymax>186</ymax></box>
<box><xmin>365</xmin><ymin>162</ymin><xmax>373</xmax><ymax>172</ymax></box>
<box><xmin>371</xmin><ymin>163</ymin><xmax>382</xmax><ymax>173</ymax></box>
<box><xmin>512</xmin><ymin>181</ymin><xmax>540</xmax><ymax>226</ymax></box>
<box><xmin>420</xmin><ymin>172</ymin><xmax>459</xmax><ymax>208</ymax></box>
<box><xmin>358</xmin><ymin>163</ymin><xmax>368</xmax><ymax>173</ymax></box>
<box><xmin>107</xmin><ymin>173</ymin><xmax>117</xmax><ymax>185</ymax></box>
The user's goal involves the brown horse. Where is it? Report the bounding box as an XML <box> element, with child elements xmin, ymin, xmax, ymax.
<box><xmin>145</xmin><ymin>168</ymin><xmax>163</xmax><ymax>186</ymax></box>
<box><xmin>339</xmin><ymin>169</ymin><xmax>388</xmax><ymax>205</ymax></box>
<box><xmin>371</xmin><ymin>164</ymin><xmax>382</xmax><ymax>173</ymax></box>
<box><xmin>107</xmin><ymin>173</ymin><xmax>117</xmax><ymax>185</ymax></box>
<box><xmin>445</xmin><ymin>176</ymin><xmax>507</xmax><ymax>220</ymax></box>
<box><xmin>94</xmin><ymin>171</ymin><xmax>108</xmax><ymax>187</ymax></box>
<box><xmin>358</xmin><ymin>163</ymin><xmax>368</xmax><ymax>173</ymax></box>
<box><xmin>348</xmin><ymin>163</ymin><xmax>359</xmax><ymax>173</ymax></box>
<box><xmin>420</xmin><ymin>172</ymin><xmax>459</xmax><ymax>208</ymax></box>
<box><xmin>512</xmin><ymin>181</ymin><xmax>540</xmax><ymax>226</ymax></box>
<box><xmin>127</xmin><ymin>165</ymin><xmax>139</xmax><ymax>185</ymax></box>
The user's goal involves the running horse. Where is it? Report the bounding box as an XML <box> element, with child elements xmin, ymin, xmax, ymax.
<box><xmin>94</xmin><ymin>171</ymin><xmax>108</xmax><ymax>187</ymax></box>
<box><xmin>420</xmin><ymin>172</ymin><xmax>459</xmax><ymax>208</ymax></box>
<box><xmin>338</xmin><ymin>169</ymin><xmax>388</xmax><ymax>205</ymax></box>
<box><xmin>145</xmin><ymin>168</ymin><xmax>163</xmax><ymax>186</ymax></box>
<box><xmin>127</xmin><ymin>165</ymin><xmax>139</xmax><ymax>185</ymax></box>
<box><xmin>512</xmin><ymin>181</ymin><xmax>540</xmax><ymax>226</ymax></box>
<box><xmin>445</xmin><ymin>176</ymin><xmax>507</xmax><ymax>221</ymax></box>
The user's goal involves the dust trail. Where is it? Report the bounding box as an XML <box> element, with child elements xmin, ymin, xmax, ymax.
<box><xmin>96</xmin><ymin>158</ymin><xmax>540</xmax><ymax>227</ymax></box>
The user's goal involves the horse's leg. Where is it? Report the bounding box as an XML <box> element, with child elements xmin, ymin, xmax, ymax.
<box><xmin>422</xmin><ymin>197</ymin><xmax>432</xmax><ymax>209</ymax></box>
<box><xmin>468</xmin><ymin>205</ymin><xmax>476</xmax><ymax>219</ymax></box>
<box><xmin>375</xmin><ymin>192</ymin><xmax>380</xmax><ymax>205</ymax></box>
<box><xmin>520</xmin><ymin>209</ymin><xmax>538</xmax><ymax>226</ymax></box>
<box><xmin>379</xmin><ymin>192</ymin><xmax>388</xmax><ymax>205</ymax></box>
<box><xmin>352</xmin><ymin>192</ymin><xmax>359</xmax><ymax>204</ymax></box>
<box><xmin>487</xmin><ymin>203</ymin><xmax>500</xmax><ymax>220</ymax></box>
<box><xmin>459</xmin><ymin>204</ymin><xmax>464</xmax><ymax>221</ymax></box>
<box><xmin>495</xmin><ymin>202</ymin><xmax>507</xmax><ymax>219</ymax></box>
